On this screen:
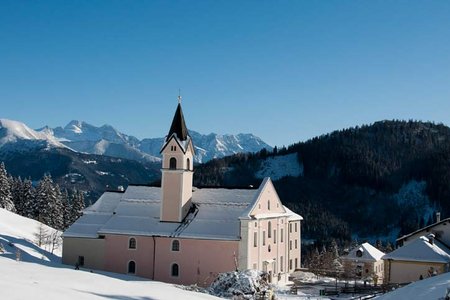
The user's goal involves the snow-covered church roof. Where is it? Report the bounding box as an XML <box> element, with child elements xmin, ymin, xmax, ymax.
<box><xmin>63</xmin><ymin>178</ymin><xmax>301</xmax><ymax>241</ymax></box>
<box><xmin>343</xmin><ymin>242</ymin><xmax>385</xmax><ymax>262</ymax></box>
<box><xmin>382</xmin><ymin>235</ymin><xmax>450</xmax><ymax>264</ymax></box>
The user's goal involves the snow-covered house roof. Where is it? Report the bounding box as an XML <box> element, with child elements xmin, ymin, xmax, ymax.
<box><xmin>63</xmin><ymin>178</ymin><xmax>302</xmax><ymax>241</ymax></box>
<box><xmin>343</xmin><ymin>242</ymin><xmax>385</xmax><ymax>262</ymax></box>
<box><xmin>383</xmin><ymin>235</ymin><xmax>450</xmax><ymax>264</ymax></box>
<box><xmin>397</xmin><ymin>218</ymin><xmax>450</xmax><ymax>244</ymax></box>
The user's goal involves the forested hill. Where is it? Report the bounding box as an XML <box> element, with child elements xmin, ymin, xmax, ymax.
<box><xmin>193</xmin><ymin>120</ymin><xmax>450</xmax><ymax>244</ymax></box>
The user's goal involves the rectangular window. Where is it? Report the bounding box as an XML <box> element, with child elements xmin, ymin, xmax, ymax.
<box><xmin>289</xmin><ymin>259</ymin><xmax>293</xmax><ymax>270</ymax></box>
<box><xmin>295</xmin><ymin>222</ymin><xmax>298</xmax><ymax>232</ymax></box>
<box><xmin>263</xmin><ymin>231</ymin><xmax>266</xmax><ymax>246</ymax></box>
<box><xmin>273</xmin><ymin>230</ymin><xmax>276</xmax><ymax>244</ymax></box>
<box><xmin>289</xmin><ymin>223</ymin><xmax>292</xmax><ymax>233</ymax></box>
<box><xmin>289</xmin><ymin>240</ymin><xmax>292</xmax><ymax>250</ymax></box>
<box><xmin>295</xmin><ymin>239</ymin><xmax>298</xmax><ymax>249</ymax></box>
<box><xmin>253</xmin><ymin>232</ymin><xmax>257</xmax><ymax>247</ymax></box>
<box><xmin>295</xmin><ymin>258</ymin><xmax>298</xmax><ymax>269</ymax></box>
<box><xmin>281</xmin><ymin>229</ymin><xmax>284</xmax><ymax>243</ymax></box>
<box><xmin>280</xmin><ymin>256</ymin><xmax>284</xmax><ymax>272</ymax></box>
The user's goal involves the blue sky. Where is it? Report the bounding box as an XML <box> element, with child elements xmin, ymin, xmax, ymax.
<box><xmin>1</xmin><ymin>1</ymin><xmax>450</xmax><ymax>147</ymax></box>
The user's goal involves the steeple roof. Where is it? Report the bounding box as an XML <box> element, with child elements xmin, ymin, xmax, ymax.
<box><xmin>167</xmin><ymin>103</ymin><xmax>189</xmax><ymax>141</ymax></box>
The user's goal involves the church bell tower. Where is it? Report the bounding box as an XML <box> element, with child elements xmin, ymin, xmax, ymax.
<box><xmin>160</xmin><ymin>98</ymin><xmax>194</xmax><ymax>222</ymax></box>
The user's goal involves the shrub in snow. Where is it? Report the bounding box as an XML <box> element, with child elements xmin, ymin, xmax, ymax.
<box><xmin>207</xmin><ymin>269</ymin><xmax>271</xmax><ymax>299</ymax></box>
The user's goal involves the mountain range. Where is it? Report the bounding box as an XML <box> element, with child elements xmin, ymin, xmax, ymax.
<box><xmin>37</xmin><ymin>120</ymin><xmax>272</xmax><ymax>163</ymax></box>
<box><xmin>0</xmin><ymin>118</ymin><xmax>271</xmax><ymax>201</ymax></box>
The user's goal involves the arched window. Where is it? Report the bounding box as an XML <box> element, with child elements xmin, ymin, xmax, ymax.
<box><xmin>268</xmin><ymin>221</ymin><xmax>272</xmax><ymax>238</ymax></box>
<box><xmin>186</xmin><ymin>158</ymin><xmax>190</xmax><ymax>170</ymax></box>
<box><xmin>128</xmin><ymin>261</ymin><xmax>136</xmax><ymax>274</ymax></box>
<box><xmin>169</xmin><ymin>157</ymin><xmax>177</xmax><ymax>169</ymax></box>
<box><xmin>171</xmin><ymin>263</ymin><xmax>179</xmax><ymax>277</ymax></box>
<box><xmin>129</xmin><ymin>238</ymin><xmax>136</xmax><ymax>249</ymax></box>
<box><xmin>172</xmin><ymin>240</ymin><xmax>180</xmax><ymax>251</ymax></box>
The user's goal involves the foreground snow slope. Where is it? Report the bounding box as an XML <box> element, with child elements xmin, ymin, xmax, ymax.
<box><xmin>377</xmin><ymin>272</ymin><xmax>450</xmax><ymax>300</ymax></box>
<box><xmin>0</xmin><ymin>257</ymin><xmax>220</xmax><ymax>300</ymax></box>
<box><xmin>0</xmin><ymin>209</ymin><xmax>220</xmax><ymax>300</ymax></box>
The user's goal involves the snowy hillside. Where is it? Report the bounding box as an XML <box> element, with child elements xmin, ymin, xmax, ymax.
<box><xmin>0</xmin><ymin>208</ymin><xmax>220</xmax><ymax>300</ymax></box>
<box><xmin>255</xmin><ymin>153</ymin><xmax>303</xmax><ymax>180</ymax></box>
<box><xmin>38</xmin><ymin>120</ymin><xmax>272</xmax><ymax>163</ymax></box>
<box><xmin>0</xmin><ymin>119</ymin><xmax>66</xmax><ymax>150</ymax></box>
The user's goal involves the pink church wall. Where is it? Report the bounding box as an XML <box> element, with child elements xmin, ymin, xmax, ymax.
<box><xmin>104</xmin><ymin>235</ymin><xmax>155</xmax><ymax>279</ymax></box>
<box><xmin>154</xmin><ymin>237</ymin><xmax>239</xmax><ymax>286</ymax></box>
<box><xmin>103</xmin><ymin>234</ymin><xmax>239</xmax><ymax>286</ymax></box>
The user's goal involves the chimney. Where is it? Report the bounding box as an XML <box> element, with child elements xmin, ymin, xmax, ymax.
<box><xmin>436</xmin><ymin>212</ymin><xmax>441</xmax><ymax>223</ymax></box>
<box><xmin>427</xmin><ymin>233</ymin><xmax>435</xmax><ymax>245</ymax></box>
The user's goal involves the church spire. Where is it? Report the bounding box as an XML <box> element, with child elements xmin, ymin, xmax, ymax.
<box><xmin>167</xmin><ymin>102</ymin><xmax>189</xmax><ymax>141</ymax></box>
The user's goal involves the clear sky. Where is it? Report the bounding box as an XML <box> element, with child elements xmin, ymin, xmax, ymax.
<box><xmin>1</xmin><ymin>1</ymin><xmax>450</xmax><ymax>147</ymax></box>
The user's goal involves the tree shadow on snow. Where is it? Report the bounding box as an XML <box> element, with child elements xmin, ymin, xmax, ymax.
<box><xmin>0</xmin><ymin>234</ymin><xmax>62</xmax><ymax>267</ymax></box>
<box><xmin>77</xmin><ymin>291</ymin><xmax>157</xmax><ymax>300</ymax></box>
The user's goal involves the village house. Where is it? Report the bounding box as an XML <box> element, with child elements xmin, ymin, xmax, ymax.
<box><xmin>62</xmin><ymin>100</ymin><xmax>302</xmax><ymax>286</ymax></box>
<box><xmin>341</xmin><ymin>242</ymin><xmax>385</xmax><ymax>285</ymax></box>
<box><xmin>383</xmin><ymin>234</ymin><xmax>450</xmax><ymax>284</ymax></box>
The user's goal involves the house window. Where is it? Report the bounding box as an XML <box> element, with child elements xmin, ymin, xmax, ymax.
<box><xmin>268</xmin><ymin>244</ymin><xmax>271</xmax><ymax>252</ymax></box>
<box><xmin>295</xmin><ymin>258</ymin><xmax>298</xmax><ymax>269</ymax></box>
<box><xmin>171</xmin><ymin>263</ymin><xmax>179</xmax><ymax>277</ymax></box>
<box><xmin>253</xmin><ymin>232</ymin><xmax>257</xmax><ymax>247</ymax></box>
<box><xmin>172</xmin><ymin>240</ymin><xmax>180</xmax><ymax>251</ymax></box>
<box><xmin>295</xmin><ymin>222</ymin><xmax>298</xmax><ymax>232</ymax></box>
<box><xmin>289</xmin><ymin>223</ymin><xmax>292</xmax><ymax>233</ymax></box>
<box><xmin>356</xmin><ymin>250</ymin><xmax>363</xmax><ymax>257</ymax></box>
<box><xmin>263</xmin><ymin>231</ymin><xmax>266</xmax><ymax>246</ymax></box>
<box><xmin>268</xmin><ymin>222</ymin><xmax>272</xmax><ymax>238</ymax></box>
<box><xmin>169</xmin><ymin>157</ymin><xmax>177</xmax><ymax>169</ymax></box>
<box><xmin>128</xmin><ymin>261</ymin><xmax>136</xmax><ymax>274</ymax></box>
<box><xmin>186</xmin><ymin>158</ymin><xmax>190</xmax><ymax>170</ymax></box>
<box><xmin>280</xmin><ymin>256</ymin><xmax>284</xmax><ymax>272</ymax></box>
<box><xmin>129</xmin><ymin>237</ymin><xmax>136</xmax><ymax>249</ymax></box>
<box><xmin>170</xmin><ymin>145</ymin><xmax>177</xmax><ymax>151</ymax></box>
<box><xmin>281</xmin><ymin>229</ymin><xmax>284</xmax><ymax>243</ymax></box>
<box><xmin>289</xmin><ymin>240</ymin><xmax>292</xmax><ymax>250</ymax></box>
<box><xmin>273</xmin><ymin>230</ymin><xmax>276</xmax><ymax>244</ymax></box>
<box><xmin>289</xmin><ymin>259</ymin><xmax>293</xmax><ymax>270</ymax></box>
<box><xmin>268</xmin><ymin>200</ymin><xmax>270</xmax><ymax>210</ymax></box>
<box><xmin>254</xmin><ymin>222</ymin><xmax>257</xmax><ymax>227</ymax></box>
<box><xmin>295</xmin><ymin>239</ymin><xmax>298</xmax><ymax>249</ymax></box>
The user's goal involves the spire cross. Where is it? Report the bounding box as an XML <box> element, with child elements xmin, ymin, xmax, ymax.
<box><xmin>178</xmin><ymin>89</ymin><xmax>182</xmax><ymax>104</ymax></box>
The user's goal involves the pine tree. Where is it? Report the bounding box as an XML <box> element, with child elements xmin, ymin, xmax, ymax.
<box><xmin>0</xmin><ymin>162</ymin><xmax>15</xmax><ymax>211</ymax></box>
<box><xmin>10</xmin><ymin>176</ymin><xmax>25</xmax><ymax>215</ymax></box>
<box><xmin>62</xmin><ymin>189</ymin><xmax>72</xmax><ymax>229</ymax></box>
<box><xmin>53</xmin><ymin>184</ymin><xmax>64</xmax><ymax>230</ymax></box>
<box><xmin>70</xmin><ymin>189</ymin><xmax>85</xmax><ymax>223</ymax></box>
<box><xmin>21</xmin><ymin>178</ymin><xmax>35</xmax><ymax>219</ymax></box>
<box><xmin>35</xmin><ymin>174</ymin><xmax>60</xmax><ymax>228</ymax></box>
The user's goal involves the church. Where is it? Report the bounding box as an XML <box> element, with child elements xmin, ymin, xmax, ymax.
<box><xmin>62</xmin><ymin>100</ymin><xmax>302</xmax><ymax>286</ymax></box>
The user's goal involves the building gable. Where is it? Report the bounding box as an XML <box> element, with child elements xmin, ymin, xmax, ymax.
<box><xmin>241</xmin><ymin>178</ymin><xmax>286</xmax><ymax>219</ymax></box>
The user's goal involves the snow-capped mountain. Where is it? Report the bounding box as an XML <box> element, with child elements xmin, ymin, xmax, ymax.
<box><xmin>38</xmin><ymin>121</ymin><xmax>159</xmax><ymax>163</ymax></box>
<box><xmin>0</xmin><ymin>119</ymin><xmax>67</xmax><ymax>151</ymax></box>
<box><xmin>38</xmin><ymin>120</ymin><xmax>272</xmax><ymax>163</ymax></box>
